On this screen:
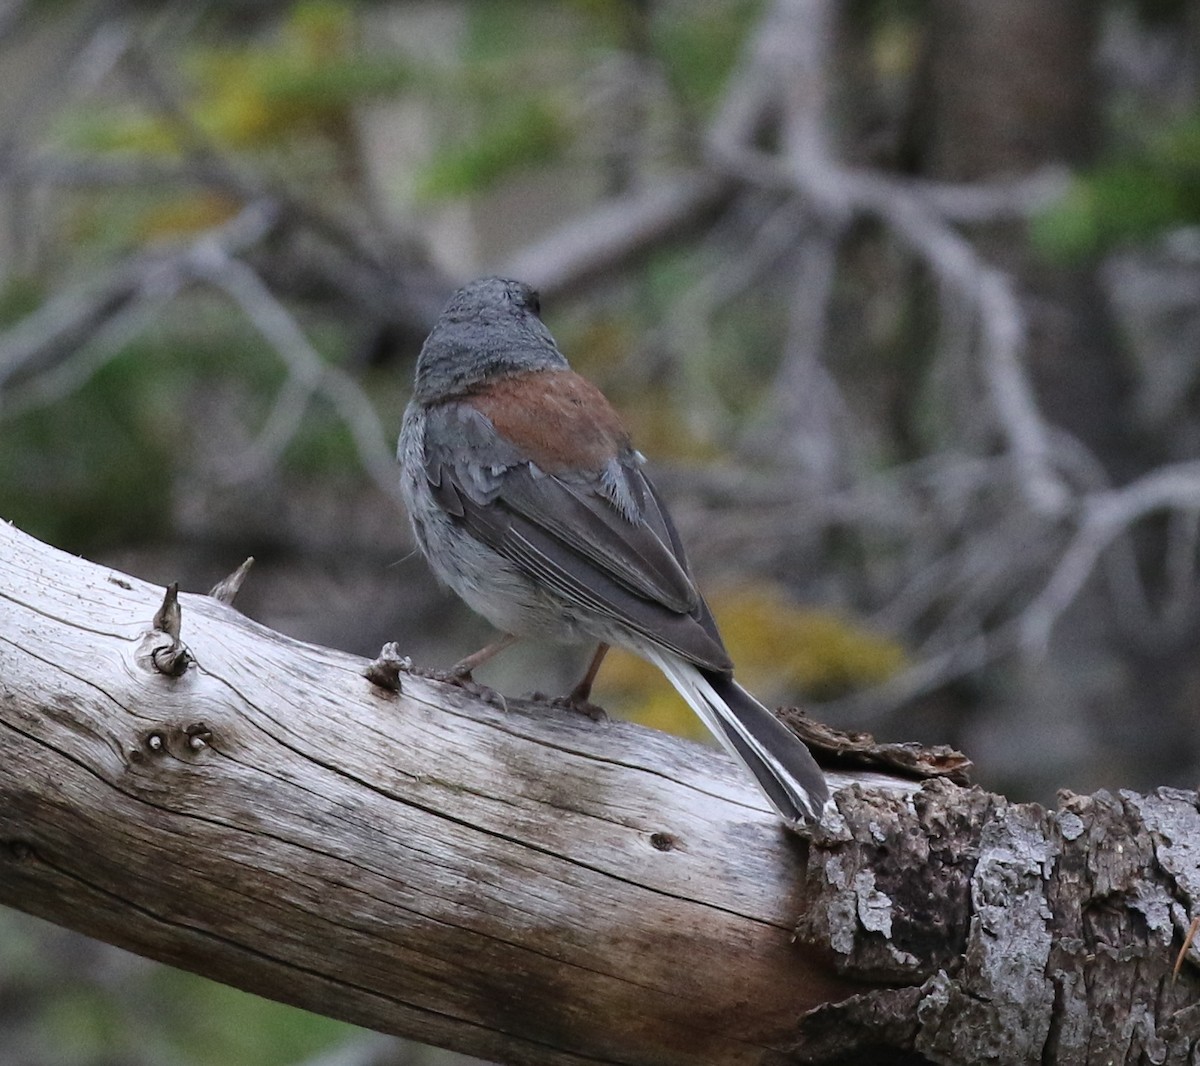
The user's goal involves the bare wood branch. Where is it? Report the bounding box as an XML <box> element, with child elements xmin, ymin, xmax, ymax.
<box><xmin>1020</xmin><ymin>459</ymin><xmax>1200</xmax><ymax>653</ymax></box>
<box><xmin>913</xmin><ymin>166</ymin><xmax>1071</xmax><ymax>223</ymax></box>
<box><xmin>188</xmin><ymin>244</ymin><xmax>401</xmax><ymax>501</ymax></box>
<box><xmin>2</xmin><ymin>523</ymin><xmax>1197</xmax><ymax>1063</ymax></box>
<box><xmin>496</xmin><ymin>172</ymin><xmax>731</xmax><ymax>299</ymax></box>
<box><xmin>709</xmin><ymin>0</ymin><xmax>1071</xmax><ymax>519</ymax></box>
<box><xmin>0</xmin><ymin>521</ymin><xmax>863</xmax><ymax>1065</ymax></box>
<box><xmin>761</xmin><ymin>232</ymin><xmax>848</xmax><ymax>484</ymax></box>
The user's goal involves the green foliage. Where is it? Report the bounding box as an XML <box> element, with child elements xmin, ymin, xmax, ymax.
<box><xmin>185</xmin><ymin>0</ymin><xmax>418</xmax><ymax>147</ymax></box>
<box><xmin>283</xmin><ymin>398</ymin><xmax>364</xmax><ymax>477</ymax></box>
<box><xmin>147</xmin><ymin>970</ymin><xmax>359</xmax><ymax>1066</ymax></box>
<box><xmin>415</xmin><ymin>99</ymin><xmax>569</xmax><ymax>200</ymax></box>
<box><xmin>37</xmin><ymin>988</ymin><xmax>132</xmax><ymax>1064</ymax></box>
<box><xmin>254</xmin><ymin>53</ymin><xmax>417</xmax><ymax>106</ymax></box>
<box><xmin>0</xmin><ymin>333</ymin><xmax>195</xmax><ymax>550</ymax></box>
<box><xmin>0</xmin><ymin>909</ymin><xmax>358</xmax><ymax>1066</ymax></box>
<box><xmin>52</xmin><ymin>0</ymin><xmax>768</xmax><ymax>214</ymax></box>
<box><xmin>543</xmin><ymin>0</ymin><xmax>765</xmax><ymax>114</ymax></box>
<box><xmin>465</xmin><ymin>0</ymin><xmax>579</xmax><ymax>60</ymax></box>
<box><xmin>49</xmin><ymin>0</ymin><xmax>422</xmax><ymax>251</ymax></box>
<box><xmin>0</xmin><ymin>274</ymin><xmax>44</xmax><ymax>323</ymax></box>
<box><xmin>414</xmin><ymin>2</ymin><xmax>586</xmax><ymax>199</ymax></box>
<box><xmin>1032</xmin><ymin>115</ymin><xmax>1200</xmax><ymax>259</ymax></box>
<box><xmin>60</xmin><ymin>0</ymin><xmax>416</xmax><ymax>155</ymax></box>
<box><xmin>560</xmin><ymin>0</ymin><xmax>637</xmax><ymax>41</ymax></box>
<box><xmin>410</xmin><ymin>0</ymin><xmax>765</xmax><ymax>200</ymax></box>
<box><xmin>0</xmin><ymin>287</ymin><xmax>368</xmax><ymax>552</ymax></box>
<box><xmin>653</xmin><ymin>0</ymin><xmax>763</xmax><ymax>112</ymax></box>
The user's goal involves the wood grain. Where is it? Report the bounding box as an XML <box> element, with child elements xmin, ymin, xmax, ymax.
<box><xmin>0</xmin><ymin>522</ymin><xmax>856</xmax><ymax>1065</ymax></box>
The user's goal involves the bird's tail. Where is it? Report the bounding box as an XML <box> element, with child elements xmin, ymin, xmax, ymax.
<box><xmin>646</xmin><ymin>649</ymin><xmax>829</xmax><ymax>827</ymax></box>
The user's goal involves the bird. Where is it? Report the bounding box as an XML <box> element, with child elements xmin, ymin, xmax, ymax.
<box><xmin>397</xmin><ymin>276</ymin><xmax>829</xmax><ymax>827</ymax></box>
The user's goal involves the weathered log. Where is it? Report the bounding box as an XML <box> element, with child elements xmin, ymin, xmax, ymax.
<box><xmin>0</xmin><ymin>521</ymin><xmax>862</xmax><ymax>1064</ymax></box>
<box><xmin>1</xmin><ymin>521</ymin><xmax>1197</xmax><ymax>1065</ymax></box>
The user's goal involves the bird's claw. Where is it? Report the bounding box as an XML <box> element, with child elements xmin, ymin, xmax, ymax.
<box><xmin>533</xmin><ymin>691</ymin><xmax>609</xmax><ymax>722</ymax></box>
<box><xmin>435</xmin><ymin>670</ymin><xmax>508</xmax><ymax>713</ymax></box>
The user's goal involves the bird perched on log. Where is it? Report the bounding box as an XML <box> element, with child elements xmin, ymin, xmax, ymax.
<box><xmin>398</xmin><ymin>276</ymin><xmax>829</xmax><ymax>827</ymax></box>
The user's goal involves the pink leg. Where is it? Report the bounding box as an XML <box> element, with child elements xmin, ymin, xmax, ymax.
<box><xmin>450</xmin><ymin>633</ymin><xmax>519</xmax><ymax>679</ymax></box>
<box><xmin>568</xmin><ymin>643</ymin><xmax>610</xmax><ymax>704</ymax></box>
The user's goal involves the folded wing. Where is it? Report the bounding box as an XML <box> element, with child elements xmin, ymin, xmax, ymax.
<box><xmin>422</xmin><ymin>400</ymin><xmax>733</xmax><ymax>673</ymax></box>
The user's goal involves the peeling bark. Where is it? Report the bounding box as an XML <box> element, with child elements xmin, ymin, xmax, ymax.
<box><xmin>795</xmin><ymin>783</ymin><xmax>1200</xmax><ymax>1064</ymax></box>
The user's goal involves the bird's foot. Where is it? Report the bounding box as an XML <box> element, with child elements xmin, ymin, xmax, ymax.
<box><xmin>430</xmin><ymin>667</ymin><xmax>508</xmax><ymax>713</ymax></box>
<box><xmin>533</xmin><ymin>690</ymin><xmax>609</xmax><ymax>722</ymax></box>
<box><xmin>379</xmin><ymin>653</ymin><xmax>507</xmax><ymax>712</ymax></box>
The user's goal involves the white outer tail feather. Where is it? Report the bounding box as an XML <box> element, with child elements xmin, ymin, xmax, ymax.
<box><xmin>645</xmin><ymin>648</ymin><xmax>828</xmax><ymax>826</ymax></box>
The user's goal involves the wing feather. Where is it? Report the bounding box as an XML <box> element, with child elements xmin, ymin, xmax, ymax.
<box><xmin>422</xmin><ymin>402</ymin><xmax>732</xmax><ymax>672</ymax></box>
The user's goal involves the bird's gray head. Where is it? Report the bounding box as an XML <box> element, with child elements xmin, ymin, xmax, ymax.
<box><xmin>412</xmin><ymin>276</ymin><xmax>568</xmax><ymax>402</ymax></box>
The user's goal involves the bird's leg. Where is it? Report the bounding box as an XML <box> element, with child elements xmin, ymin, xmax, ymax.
<box><xmin>569</xmin><ymin>642</ymin><xmax>610</xmax><ymax>705</ymax></box>
<box><xmin>450</xmin><ymin>632</ymin><xmax>520</xmax><ymax>680</ymax></box>
<box><xmin>534</xmin><ymin>643</ymin><xmax>610</xmax><ymax>721</ymax></box>
<box><xmin>399</xmin><ymin>633</ymin><xmax>518</xmax><ymax>712</ymax></box>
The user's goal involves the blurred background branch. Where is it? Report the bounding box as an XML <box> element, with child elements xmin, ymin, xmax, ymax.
<box><xmin>2</xmin><ymin>0</ymin><xmax>1200</xmax><ymax>1062</ymax></box>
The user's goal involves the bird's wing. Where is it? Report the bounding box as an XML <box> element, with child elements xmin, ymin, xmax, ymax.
<box><xmin>422</xmin><ymin>394</ymin><xmax>733</xmax><ymax>672</ymax></box>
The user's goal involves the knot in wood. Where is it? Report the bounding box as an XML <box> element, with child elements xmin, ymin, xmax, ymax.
<box><xmin>185</xmin><ymin>723</ymin><xmax>213</xmax><ymax>750</ymax></box>
<box><xmin>151</xmin><ymin>641</ymin><xmax>191</xmax><ymax>677</ymax></box>
<box><xmin>4</xmin><ymin>839</ymin><xmax>36</xmax><ymax>863</ymax></box>
<box><xmin>139</xmin><ymin>724</ymin><xmax>214</xmax><ymax>759</ymax></box>
<box><xmin>135</xmin><ymin>633</ymin><xmax>192</xmax><ymax>677</ymax></box>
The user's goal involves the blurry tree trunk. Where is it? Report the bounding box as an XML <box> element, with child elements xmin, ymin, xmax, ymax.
<box><xmin>924</xmin><ymin>0</ymin><xmax>1124</xmax><ymax>468</ymax></box>
<box><xmin>925</xmin><ymin>0</ymin><xmax>1096</xmax><ymax>177</ymax></box>
<box><xmin>1</xmin><ymin>522</ymin><xmax>1198</xmax><ymax>1064</ymax></box>
<box><xmin>915</xmin><ymin>0</ymin><xmax>1200</xmax><ymax>785</ymax></box>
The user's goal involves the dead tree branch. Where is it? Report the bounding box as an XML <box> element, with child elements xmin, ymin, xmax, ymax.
<box><xmin>1</xmin><ymin>522</ymin><xmax>1197</xmax><ymax>1065</ymax></box>
<box><xmin>498</xmin><ymin>172</ymin><xmax>732</xmax><ymax>300</ymax></box>
<box><xmin>187</xmin><ymin>243</ymin><xmax>400</xmax><ymax>500</ymax></box>
<box><xmin>0</xmin><ymin>521</ymin><xmax>860</xmax><ymax>1065</ymax></box>
<box><xmin>1020</xmin><ymin>459</ymin><xmax>1200</xmax><ymax>653</ymax></box>
<box><xmin>710</xmin><ymin>0</ymin><xmax>1069</xmax><ymax>517</ymax></box>
<box><xmin>0</xmin><ymin>201</ymin><xmax>279</xmax><ymax>403</ymax></box>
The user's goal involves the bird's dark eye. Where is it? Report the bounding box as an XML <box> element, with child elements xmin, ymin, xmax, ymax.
<box><xmin>525</xmin><ymin>289</ymin><xmax>541</xmax><ymax>316</ymax></box>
